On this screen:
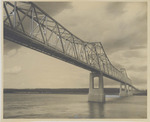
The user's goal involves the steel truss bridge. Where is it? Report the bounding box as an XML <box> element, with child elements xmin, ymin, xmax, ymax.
<box><xmin>3</xmin><ymin>2</ymin><xmax>138</xmax><ymax>90</ymax></box>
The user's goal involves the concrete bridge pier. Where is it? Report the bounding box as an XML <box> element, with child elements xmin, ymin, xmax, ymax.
<box><xmin>127</xmin><ymin>85</ymin><xmax>129</xmax><ymax>95</ymax></box>
<box><xmin>88</xmin><ymin>72</ymin><xmax>105</xmax><ymax>102</ymax></box>
<box><xmin>119</xmin><ymin>83</ymin><xmax>128</xmax><ymax>97</ymax></box>
<box><xmin>128</xmin><ymin>86</ymin><xmax>133</xmax><ymax>95</ymax></box>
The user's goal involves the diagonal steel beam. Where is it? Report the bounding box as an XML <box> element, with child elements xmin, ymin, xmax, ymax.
<box><xmin>16</xmin><ymin>9</ymin><xmax>25</xmax><ymax>32</ymax></box>
<box><xmin>4</xmin><ymin>2</ymin><xmax>13</xmax><ymax>28</ymax></box>
<box><xmin>15</xmin><ymin>6</ymin><xmax>32</xmax><ymax>29</ymax></box>
<box><xmin>33</xmin><ymin>7</ymin><xmax>45</xmax><ymax>43</ymax></box>
<box><xmin>56</xmin><ymin>24</ymin><xmax>65</xmax><ymax>53</ymax></box>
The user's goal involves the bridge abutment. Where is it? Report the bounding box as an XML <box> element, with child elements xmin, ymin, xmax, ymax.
<box><xmin>88</xmin><ymin>72</ymin><xmax>105</xmax><ymax>102</ymax></box>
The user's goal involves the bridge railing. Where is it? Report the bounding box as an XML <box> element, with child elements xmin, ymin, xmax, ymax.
<box><xmin>3</xmin><ymin>1</ymin><xmax>132</xmax><ymax>85</ymax></box>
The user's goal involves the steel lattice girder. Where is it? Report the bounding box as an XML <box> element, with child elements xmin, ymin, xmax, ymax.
<box><xmin>4</xmin><ymin>1</ymin><xmax>137</xmax><ymax>90</ymax></box>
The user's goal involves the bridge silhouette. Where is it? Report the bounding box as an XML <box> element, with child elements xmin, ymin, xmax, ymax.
<box><xmin>4</xmin><ymin>2</ymin><xmax>140</xmax><ymax>102</ymax></box>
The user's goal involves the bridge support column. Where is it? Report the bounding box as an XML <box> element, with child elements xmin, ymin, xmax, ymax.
<box><xmin>131</xmin><ymin>87</ymin><xmax>133</xmax><ymax>95</ymax></box>
<box><xmin>127</xmin><ymin>85</ymin><xmax>129</xmax><ymax>95</ymax></box>
<box><xmin>88</xmin><ymin>72</ymin><xmax>105</xmax><ymax>102</ymax></box>
<box><xmin>128</xmin><ymin>86</ymin><xmax>133</xmax><ymax>95</ymax></box>
<box><xmin>119</xmin><ymin>83</ymin><xmax>128</xmax><ymax>97</ymax></box>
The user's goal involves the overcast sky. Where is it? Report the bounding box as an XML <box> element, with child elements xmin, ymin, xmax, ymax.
<box><xmin>4</xmin><ymin>1</ymin><xmax>147</xmax><ymax>89</ymax></box>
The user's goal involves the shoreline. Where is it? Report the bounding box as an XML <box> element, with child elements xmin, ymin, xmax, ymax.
<box><xmin>3</xmin><ymin>88</ymin><xmax>147</xmax><ymax>95</ymax></box>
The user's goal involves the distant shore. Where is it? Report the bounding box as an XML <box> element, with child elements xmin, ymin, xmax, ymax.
<box><xmin>4</xmin><ymin>88</ymin><xmax>119</xmax><ymax>95</ymax></box>
<box><xmin>4</xmin><ymin>88</ymin><xmax>147</xmax><ymax>95</ymax></box>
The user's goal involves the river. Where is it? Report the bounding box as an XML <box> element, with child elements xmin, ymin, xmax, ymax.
<box><xmin>4</xmin><ymin>93</ymin><xmax>147</xmax><ymax>119</ymax></box>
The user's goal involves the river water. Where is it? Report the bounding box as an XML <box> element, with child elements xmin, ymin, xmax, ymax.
<box><xmin>3</xmin><ymin>93</ymin><xmax>147</xmax><ymax>119</ymax></box>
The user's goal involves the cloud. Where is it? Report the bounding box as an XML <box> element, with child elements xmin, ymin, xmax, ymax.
<box><xmin>4</xmin><ymin>66</ymin><xmax>22</xmax><ymax>74</ymax></box>
<box><xmin>127</xmin><ymin>65</ymin><xmax>147</xmax><ymax>72</ymax></box>
<box><xmin>4</xmin><ymin>40</ymin><xmax>21</xmax><ymax>55</ymax></box>
<box><xmin>34</xmin><ymin>2</ymin><xmax>72</xmax><ymax>16</ymax></box>
<box><xmin>128</xmin><ymin>71</ymin><xmax>147</xmax><ymax>89</ymax></box>
<box><xmin>129</xmin><ymin>45</ymin><xmax>146</xmax><ymax>50</ymax></box>
<box><xmin>122</xmin><ymin>48</ymin><xmax>147</xmax><ymax>58</ymax></box>
<box><xmin>106</xmin><ymin>2</ymin><xmax>126</xmax><ymax>17</ymax></box>
<box><xmin>7</xmin><ymin>49</ymin><xmax>17</xmax><ymax>57</ymax></box>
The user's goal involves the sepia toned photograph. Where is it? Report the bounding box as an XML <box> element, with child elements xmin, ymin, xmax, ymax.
<box><xmin>2</xmin><ymin>0</ymin><xmax>148</xmax><ymax>120</ymax></box>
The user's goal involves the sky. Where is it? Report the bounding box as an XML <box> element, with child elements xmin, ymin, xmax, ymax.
<box><xmin>4</xmin><ymin>1</ymin><xmax>147</xmax><ymax>90</ymax></box>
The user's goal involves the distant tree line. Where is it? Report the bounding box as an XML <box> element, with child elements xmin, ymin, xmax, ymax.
<box><xmin>4</xmin><ymin>88</ymin><xmax>147</xmax><ymax>95</ymax></box>
<box><xmin>4</xmin><ymin>88</ymin><xmax>120</xmax><ymax>95</ymax></box>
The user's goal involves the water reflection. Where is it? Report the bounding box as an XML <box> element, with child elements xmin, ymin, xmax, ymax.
<box><xmin>88</xmin><ymin>102</ymin><xmax>105</xmax><ymax>118</ymax></box>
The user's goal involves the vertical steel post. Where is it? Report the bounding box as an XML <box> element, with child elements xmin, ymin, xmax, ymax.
<box><xmin>56</xmin><ymin>24</ymin><xmax>65</xmax><ymax>53</ymax></box>
<box><xmin>83</xmin><ymin>44</ymin><xmax>89</xmax><ymax>63</ymax></box>
<box><xmin>31</xmin><ymin>8</ymin><xmax>34</xmax><ymax>37</ymax></box>
<box><xmin>45</xmin><ymin>16</ymin><xmax>48</xmax><ymax>43</ymax></box>
<box><xmin>13</xmin><ymin>2</ymin><xmax>17</xmax><ymax>28</ymax></box>
<box><xmin>106</xmin><ymin>61</ymin><xmax>109</xmax><ymax>75</ymax></box>
<box><xmin>72</xmin><ymin>35</ymin><xmax>78</xmax><ymax>59</ymax></box>
<box><xmin>94</xmin><ymin>46</ymin><xmax>101</xmax><ymax>71</ymax></box>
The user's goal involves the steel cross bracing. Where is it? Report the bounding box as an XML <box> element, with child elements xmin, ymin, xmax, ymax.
<box><xmin>3</xmin><ymin>2</ymin><xmax>137</xmax><ymax>89</ymax></box>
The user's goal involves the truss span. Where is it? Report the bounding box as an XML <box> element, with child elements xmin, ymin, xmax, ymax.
<box><xmin>3</xmin><ymin>2</ymin><xmax>137</xmax><ymax>89</ymax></box>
